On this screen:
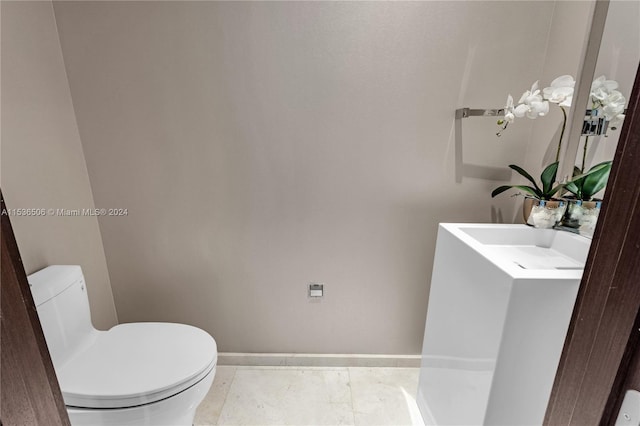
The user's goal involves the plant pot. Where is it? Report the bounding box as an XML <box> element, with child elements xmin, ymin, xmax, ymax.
<box><xmin>561</xmin><ymin>199</ymin><xmax>602</xmax><ymax>237</ymax></box>
<box><xmin>523</xmin><ymin>197</ymin><xmax>567</xmax><ymax>229</ymax></box>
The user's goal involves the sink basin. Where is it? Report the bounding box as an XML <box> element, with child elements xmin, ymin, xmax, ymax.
<box><xmin>417</xmin><ymin>224</ymin><xmax>590</xmax><ymax>426</ymax></box>
<box><xmin>458</xmin><ymin>224</ymin><xmax>589</xmax><ymax>272</ymax></box>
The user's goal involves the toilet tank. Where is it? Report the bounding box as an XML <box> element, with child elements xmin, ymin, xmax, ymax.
<box><xmin>28</xmin><ymin>265</ymin><xmax>99</xmax><ymax>368</ymax></box>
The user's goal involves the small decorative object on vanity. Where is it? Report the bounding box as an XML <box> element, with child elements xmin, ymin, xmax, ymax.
<box><xmin>492</xmin><ymin>74</ymin><xmax>625</xmax><ymax>232</ymax></box>
<box><xmin>491</xmin><ymin>161</ymin><xmax>566</xmax><ymax>229</ymax></box>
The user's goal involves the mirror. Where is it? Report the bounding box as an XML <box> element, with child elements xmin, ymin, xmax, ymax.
<box><xmin>581</xmin><ymin>1</ymin><xmax>639</xmax><ymax>168</ymax></box>
<box><xmin>559</xmin><ymin>0</ymin><xmax>640</xmax><ymax>202</ymax></box>
<box><xmin>522</xmin><ymin>0</ymin><xmax>640</xmax><ymax>236</ymax></box>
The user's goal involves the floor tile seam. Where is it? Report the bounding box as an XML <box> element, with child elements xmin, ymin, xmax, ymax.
<box><xmin>215</xmin><ymin>367</ymin><xmax>238</xmax><ymax>426</ymax></box>
<box><xmin>346</xmin><ymin>367</ymin><xmax>358</xmax><ymax>426</ymax></box>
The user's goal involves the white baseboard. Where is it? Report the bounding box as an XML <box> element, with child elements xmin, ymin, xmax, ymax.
<box><xmin>218</xmin><ymin>352</ymin><xmax>421</xmax><ymax>368</ymax></box>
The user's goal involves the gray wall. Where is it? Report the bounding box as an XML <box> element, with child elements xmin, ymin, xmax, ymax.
<box><xmin>1</xmin><ymin>1</ymin><xmax>118</xmax><ymax>330</ymax></box>
<box><xmin>50</xmin><ymin>1</ymin><xmax>586</xmax><ymax>353</ymax></box>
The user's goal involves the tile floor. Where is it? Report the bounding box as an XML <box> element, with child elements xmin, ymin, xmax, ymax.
<box><xmin>194</xmin><ymin>366</ymin><xmax>425</xmax><ymax>426</ymax></box>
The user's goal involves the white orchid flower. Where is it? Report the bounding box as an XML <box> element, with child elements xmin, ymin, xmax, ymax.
<box><xmin>497</xmin><ymin>94</ymin><xmax>515</xmax><ymax>136</ymax></box>
<box><xmin>546</xmin><ymin>87</ymin><xmax>573</xmax><ymax>106</ymax></box>
<box><xmin>514</xmin><ymin>81</ymin><xmax>549</xmax><ymax>119</ymax></box>
<box><xmin>543</xmin><ymin>75</ymin><xmax>575</xmax><ymax>94</ymax></box>
<box><xmin>497</xmin><ymin>74</ymin><xmax>626</xmax><ymax>140</ymax></box>
<box><xmin>609</xmin><ymin>113</ymin><xmax>625</xmax><ymax>130</ymax></box>
<box><xmin>514</xmin><ymin>103</ymin><xmax>528</xmax><ymax>118</ymax></box>
<box><xmin>514</xmin><ymin>101</ymin><xmax>549</xmax><ymax>119</ymax></box>
<box><xmin>591</xmin><ymin>75</ymin><xmax>619</xmax><ymax>92</ymax></box>
<box><xmin>518</xmin><ymin>81</ymin><xmax>542</xmax><ymax>105</ymax></box>
<box><xmin>531</xmin><ymin>100</ymin><xmax>549</xmax><ymax>117</ymax></box>
<box><xmin>592</xmin><ymin>87</ymin><xmax>609</xmax><ymax>102</ymax></box>
<box><xmin>591</xmin><ymin>75</ymin><xmax>619</xmax><ymax>102</ymax></box>
<box><xmin>602</xmin><ymin>90</ymin><xmax>626</xmax><ymax>120</ymax></box>
<box><xmin>602</xmin><ymin>103</ymin><xmax>625</xmax><ymax>120</ymax></box>
<box><xmin>543</xmin><ymin>75</ymin><xmax>575</xmax><ymax>107</ymax></box>
<box><xmin>504</xmin><ymin>94</ymin><xmax>515</xmax><ymax>123</ymax></box>
<box><xmin>550</xmin><ymin>75</ymin><xmax>575</xmax><ymax>89</ymax></box>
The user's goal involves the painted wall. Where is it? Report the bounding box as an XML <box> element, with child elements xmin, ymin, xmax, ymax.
<box><xmin>52</xmin><ymin>1</ymin><xmax>579</xmax><ymax>353</ymax></box>
<box><xmin>1</xmin><ymin>1</ymin><xmax>118</xmax><ymax>330</ymax></box>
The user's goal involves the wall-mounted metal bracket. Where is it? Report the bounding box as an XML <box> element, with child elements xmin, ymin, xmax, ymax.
<box><xmin>454</xmin><ymin>107</ymin><xmax>512</xmax><ymax>183</ymax></box>
<box><xmin>455</xmin><ymin>108</ymin><xmax>505</xmax><ymax>119</ymax></box>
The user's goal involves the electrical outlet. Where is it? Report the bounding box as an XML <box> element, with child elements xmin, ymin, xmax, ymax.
<box><xmin>308</xmin><ymin>283</ymin><xmax>324</xmax><ymax>298</ymax></box>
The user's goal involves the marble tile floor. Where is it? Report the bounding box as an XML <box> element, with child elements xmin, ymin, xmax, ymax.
<box><xmin>194</xmin><ymin>366</ymin><xmax>425</xmax><ymax>426</ymax></box>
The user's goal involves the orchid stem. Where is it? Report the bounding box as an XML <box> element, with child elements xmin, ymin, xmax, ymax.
<box><xmin>581</xmin><ymin>136</ymin><xmax>589</xmax><ymax>174</ymax></box>
<box><xmin>555</xmin><ymin>107</ymin><xmax>567</xmax><ymax>163</ymax></box>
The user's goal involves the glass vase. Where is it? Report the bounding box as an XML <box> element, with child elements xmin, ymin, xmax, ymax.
<box><xmin>523</xmin><ymin>197</ymin><xmax>567</xmax><ymax>229</ymax></box>
<box><xmin>561</xmin><ymin>199</ymin><xmax>602</xmax><ymax>238</ymax></box>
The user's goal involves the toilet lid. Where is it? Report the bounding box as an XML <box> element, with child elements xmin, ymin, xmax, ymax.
<box><xmin>57</xmin><ymin>322</ymin><xmax>217</xmax><ymax>409</ymax></box>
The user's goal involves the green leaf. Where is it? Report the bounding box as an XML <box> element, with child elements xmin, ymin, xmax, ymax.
<box><xmin>570</xmin><ymin>161</ymin><xmax>611</xmax><ymax>182</ymax></box>
<box><xmin>491</xmin><ymin>186</ymin><xmax>514</xmax><ymax>198</ymax></box>
<box><xmin>508</xmin><ymin>165</ymin><xmax>541</xmax><ymax>192</ymax></box>
<box><xmin>564</xmin><ymin>181</ymin><xmax>581</xmax><ymax>198</ymax></box>
<box><xmin>540</xmin><ymin>162</ymin><xmax>559</xmax><ymax>195</ymax></box>
<box><xmin>513</xmin><ymin>185</ymin><xmax>543</xmax><ymax>198</ymax></box>
<box><xmin>582</xmin><ymin>161</ymin><xmax>612</xmax><ymax>199</ymax></box>
<box><xmin>589</xmin><ymin>160</ymin><xmax>613</xmax><ymax>172</ymax></box>
<box><xmin>491</xmin><ymin>185</ymin><xmax>540</xmax><ymax>198</ymax></box>
<box><xmin>566</xmin><ymin>161</ymin><xmax>612</xmax><ymax>200</ymax></box>
<box><xmin>546</xmin><ymin>184</ymin><xmax>565</xmax><ymax>200</ymax></box>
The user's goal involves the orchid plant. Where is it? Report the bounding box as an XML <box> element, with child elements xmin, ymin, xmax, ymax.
<box><xmin>492</xmin><ymin>74</ymin><xmax>626</xmax><ymax>201</ymax></box>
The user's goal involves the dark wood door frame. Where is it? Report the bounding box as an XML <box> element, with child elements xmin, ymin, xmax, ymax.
<box><xmin>0</xmin><ymin>191</ymin><xmax>70</xmax><ymax>425</ymax></box>
<box><xmin>544</xmin><ymin>64</ymin><xmax>640</xmax><ymax>425</ymax></box>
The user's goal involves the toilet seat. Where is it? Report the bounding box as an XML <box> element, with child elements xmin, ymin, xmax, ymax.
<box><xmin>57</xmin><ymin>322</ymin><xmax>217</xmax><ymax>409</ymax></box>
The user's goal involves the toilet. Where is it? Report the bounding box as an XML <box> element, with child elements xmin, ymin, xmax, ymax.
<box><xmin>27</xmin><ymin>265</ymin><xmax>217</xmax><ymax>426</ymax></box>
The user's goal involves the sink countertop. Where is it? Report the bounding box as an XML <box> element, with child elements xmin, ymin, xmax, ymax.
<box><xmin>441</xmin><ymin>223</ymin><xmax>590</xmax><ymax>280</ymax></box>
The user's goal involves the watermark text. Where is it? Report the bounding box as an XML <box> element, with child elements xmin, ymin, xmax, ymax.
<box><xmin>1</xmin><ymin>208</ymin><xmax>129</xmax><ymax>217</ymax></box>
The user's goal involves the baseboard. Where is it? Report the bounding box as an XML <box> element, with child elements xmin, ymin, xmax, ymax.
<box><xmin>217</xmin><ymin>352</ymin><xmax>421</xmax><ymax>368</ymax></box>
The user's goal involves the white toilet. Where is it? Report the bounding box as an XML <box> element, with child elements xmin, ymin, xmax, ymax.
<box><xmin>27</xmin><ymin>265</ymin><xmax>217</xmax><ymax>426</ymax></box>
